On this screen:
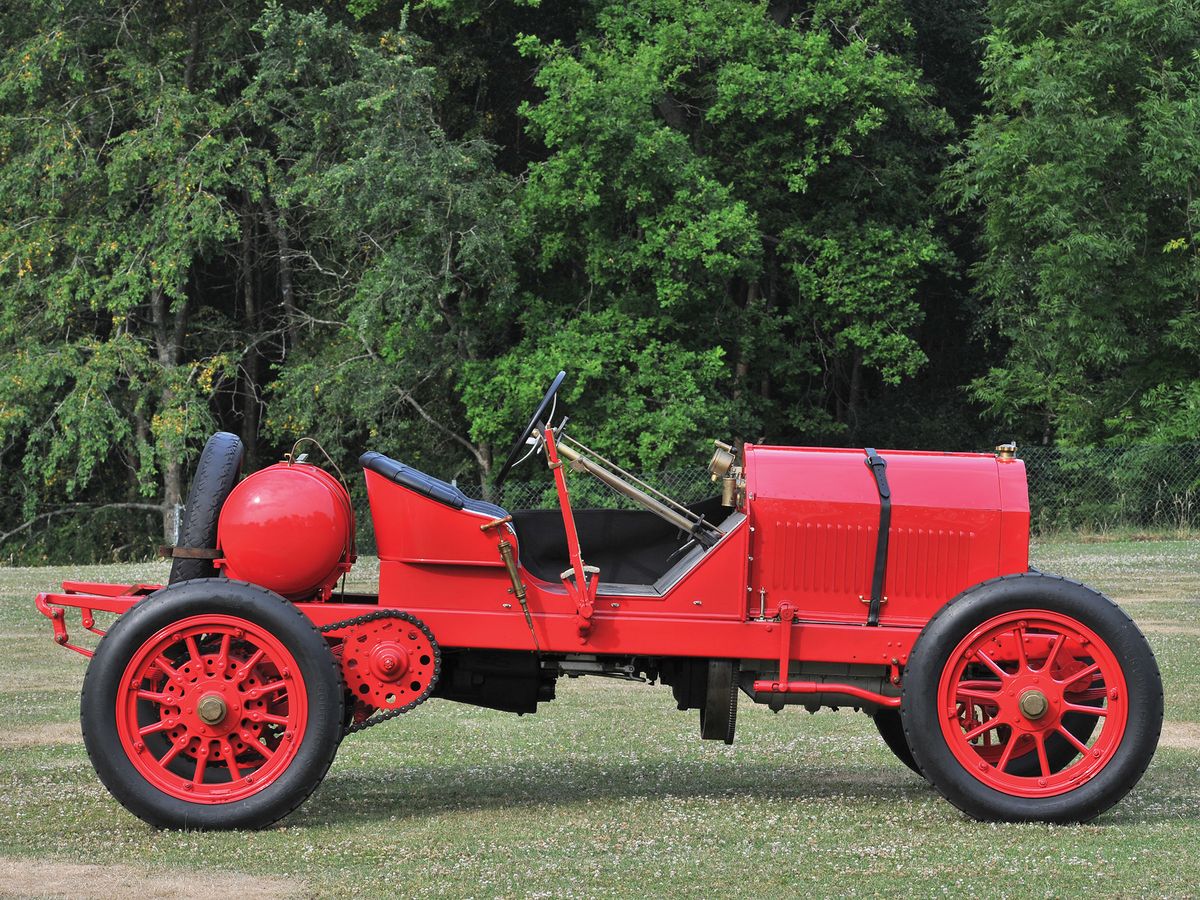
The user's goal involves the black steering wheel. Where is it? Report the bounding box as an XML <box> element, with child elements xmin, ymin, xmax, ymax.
<box><xmin>494</xmin><ymin>370</ymin><xmax>566</xmax><ymax>487</ymax></box>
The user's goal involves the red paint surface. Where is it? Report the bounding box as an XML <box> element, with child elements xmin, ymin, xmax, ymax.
<box><xmin>217</xmin><ymin>462</ymin><xmax>355</xmax><ymax>600</ymax></box>
<box><xmin>42</xmin><ymin>442</ymin><xmax>1031</xmax><ymax>679</ymax></box>
<box><xmin>744</xmin><ymin>445</ymin><xmax>1028</xmax><ymax>626</ymax></box>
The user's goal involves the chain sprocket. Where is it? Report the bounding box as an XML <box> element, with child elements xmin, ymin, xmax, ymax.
<box><xmin>320</xmin><ymin>610</ymin><xmax>441</xmax><ymax>736</ymax></box>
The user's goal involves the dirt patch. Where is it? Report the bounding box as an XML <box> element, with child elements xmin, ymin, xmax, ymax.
<box><xmin>1117</xmin><ymin>595</ymin><xmax>1200</xmax><ymax>603</ymax></box>
<box><xmin>1159</xmin><ymin>722</ymin><xmax>1200</xmax><ymax>752</ymax></box>
<box><xmin>0</xmin><ymin>857</ymin><xmax>307</xmax><ymax>899</ymax></box>
<box><xmin>0</xmin><ymin>722</ymin><xmax>80</xmax><ymax>748</ymax></box>
<box><xmin>1139</xmin><ymin>622</ymin><xmax>1200</xmax><ymax>637</ymax></box>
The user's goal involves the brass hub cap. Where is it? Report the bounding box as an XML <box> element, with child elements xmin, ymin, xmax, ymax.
<box><xmin>1019</xmin><ymin>689</ymin><xmax>1049</xmax><ymax>720</ymax></box>
<box><xmin>196</xmin><ymin>693</ymin><xmax>228</xmax><ymax>726</ymax></box>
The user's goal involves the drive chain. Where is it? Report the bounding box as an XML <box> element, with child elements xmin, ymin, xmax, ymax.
<box><xmin>318</xmin><ymin>609</ymin><xmax>442</xmax><ymax>736</ymax></box>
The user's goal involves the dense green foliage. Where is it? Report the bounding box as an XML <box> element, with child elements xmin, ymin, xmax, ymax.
<box><xmin>947</xmin><ymin>0</ymin><xmax>1200</xmax><ymax>445</ymax></box>
<box><xmin>1</xmin><ymin>0</ymin><xmax>1198</xmax><ymax>560</ymax></box>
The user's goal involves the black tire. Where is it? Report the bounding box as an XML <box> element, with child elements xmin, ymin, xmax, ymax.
<box><xmin>81</xmin><ymin>579</ymin><xmax>343</xmax><ymax>830</ymax></box>
<box><xmin>873</xmin><ymin>709</ymin><xmax>920</xmax><ymax>774</ymax></box>
<box><xmin>900</xmin><ymin>573</ymin><xmax>1162</xmax><ymax>823</ymax></box>
<box><xmin>699</xmin><ymin>660</ymin><xmax>738</xmax><ymax>744</ymax></box>
<box><xmin>169</xmin><ymin>432</ymin><xmax>243</xmax><ymax>583</ymax></box>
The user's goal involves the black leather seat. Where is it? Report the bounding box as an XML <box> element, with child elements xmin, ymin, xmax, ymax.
<box><xmin>359</xmin><ymin>452</ymin><xmax>508</xmax><ymax>519</ymax></box>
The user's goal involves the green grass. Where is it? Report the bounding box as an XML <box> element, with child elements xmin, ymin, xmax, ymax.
<box><xmin>1</xmin><ymin>546</ymin><xmax>1198</xmax><ymax>898</ymax></box>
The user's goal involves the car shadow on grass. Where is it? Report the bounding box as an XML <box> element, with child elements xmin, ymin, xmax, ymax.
<box><xmin>294</xmin><ymin>747</ymin><xmax>1200</xmax><ymax>828</ymax></box>
<box><xmin>298</xmin><ymin>758</ymin><xmax>925</xmax><ymax>823</ymax></box>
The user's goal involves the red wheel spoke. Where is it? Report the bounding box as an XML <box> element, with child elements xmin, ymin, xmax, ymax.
<box><xmin>136</xmin><ymin>689</ymin><xmax>174</xmax><ymax>706</ymax></box>
<box><xmin>138</xmin><ymin>719</ymin><xmax>172</xmax><ymax>737</ymax></box>
<box><xmin>1014</xmin><ymin>625</ymin><xmax>1029</xmax><ymax>672</ymax></box>
<box><xmin>956</xmin><ymin>687</ymin><xmax>1002</xmax><ymax>704</ymax></box>
<box><xmin>974</xmin><ymin>650</ymin><xmax>1010</xmax><ymax>681</ymax></box>
<box><xmin>1033</xmin><ymin>732</ymin><xmax>1051</xmax><ymax>778</ymax></box>
<box><xmin>217</xmin><ymin>633</ymin><xmax>231</xmax><ymax>671</ymax></box>
<box><xmin>1064</xmin><ymin>701</ymin><xmax>1109</xmax><ymax>717</ymax></box>
<box><xmin>234</xmin><ymin>648</ymin><xmax>265</xmax><ymax>683</ymax></box>
<box><xmin>220</xmin><ymin>739</ymin><xmax>242</xmax><ymax>781</ymax></box>
<box><xmin>1040</xmin><ymin>632</ymin><xmax>1066</xmax><ymax>673</ymax></box>
<box><xmin>241</xmin><ymin>736</ymin><xmax>274</xmax><ymax>761</ymax></box>
<box><xmin>255</xmin><ymin>680</ymin><xmax>287</xmax><ymax>697</ymax></box>
<box><xmin>1058</xmin><ymin>661</ymin><xmax>1100</xmax><ymax>686</ymax></box>
<box><xmin>154</xmin><ymin>654</ymin><xmax>180</xmax><ymax>679</ymax></box>
<box><xmin>994</xmin><ymin>732</ymin><xmax>1019</xmax><ymax>773</ymax></box>
<box><xmin>158</xmin><ymin>739</ymin><xmax>186</xmax><ymax>768</ymax></box>
<box><xmin>964</xmin><ymin>717</ymin><xmax>1002</xmax><ymax>743</ymax></box>
<box><xmin>1066</xmin><ymin>687</ymin><xmax>1107</xmax><ymax>702</ymax></box>
<box><xmin>185</xmin><ymin>635</ymin><xmax>202</xmax><ymax>663</ymax></box>
<box><xmin>261</xmin><ymin>712</ymin><xmax>291</xmax><ymax>726</ymax></box>
<box><xmin>193</xmin><ymin>750</ymin><xmax>208</xmax><ymax>784</ymax></box>
<box><xmin>1056</xmin><ymin>724</ymin><xmax>1092</xmax><ymax>756</ymax></box>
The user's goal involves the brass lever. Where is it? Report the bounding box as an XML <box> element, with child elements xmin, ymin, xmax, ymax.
<box><xmin>481</xmin><ymin>516</ymin><xmax>539</xmax><ymax>652</ymax></box>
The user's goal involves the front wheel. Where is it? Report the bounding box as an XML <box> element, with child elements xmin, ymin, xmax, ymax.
<box><xmin>900</xmin><ymin>573</ymin><xmax>1162</xmax><ymax>823</ymax></box>
<box><xmin>81</xmin><ymin>580</ymin><xmax>343</xmax><ymax>829</ymax></box>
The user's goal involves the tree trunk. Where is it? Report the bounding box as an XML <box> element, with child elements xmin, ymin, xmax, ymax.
<box><xmin>846</xmin><ymin>349</ymin><xmax>863</xmax><ymax>436</ymax></box>
<box><xmin>150</xmin><ymin>287</ymin><xmax>189</xmax><ymax>541</ymax></box>
<box><xmin>732</xmin><ymin>281</ymin><xmax>758</xmax><ymax>402</ymax></box>
<box><xmin>240</xmin><ymin>204</ymin><xmax>260</xmax><ymax>470</ymax></box>
<box><xmin>183</xmin><ymin>0</ymin><xmax>202</xmax><ymax>92</ymax></box>
<box><xmin>269</xmin><ymin>208</ymin><xmax>299</xmax><ymax>350</ymax></box>
<box><xmin>477</xmin><ymin>442</ymin><xmax>493</xmax><ymax>501</ymax></box>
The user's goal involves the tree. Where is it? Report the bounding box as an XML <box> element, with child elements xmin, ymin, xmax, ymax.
<box><xmin>516</xmin><ymin>0</ymin><xmax>953</xmax><ymax>443</ymax></box>
<box><xmin>947</xmin><ymin>0</ymin><xmax>1200</xmax><ymax>445</ymax></box>
<box><xmin>0</xmin><ymin>1</ymin><xmax>257</xmax><ymax>542</ymax></box>
<box><xmin>249</xmin><ymin>7</ymin><xmax>522</xmax><ymax>490</ymax></box>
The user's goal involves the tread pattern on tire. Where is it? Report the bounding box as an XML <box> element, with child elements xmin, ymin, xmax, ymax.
<box><xmin>873</xmin><ymin>708</ymin><xmax>920</xmax><ymax>775</ymax></box>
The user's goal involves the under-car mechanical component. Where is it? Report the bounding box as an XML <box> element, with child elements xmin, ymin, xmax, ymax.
<box><xmin>700</xmin><ymin>659</ymin><xmax>738</xmax><ymax>744</ymax></box>
<box><xmin>323</xmin><ymin>611</ymin><xmax>440</xmax><ymax>729</ymax></box>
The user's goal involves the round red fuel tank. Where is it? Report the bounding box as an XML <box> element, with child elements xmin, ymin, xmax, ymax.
<box><xmin>217</xmin><ymin>461</ymin><xmax>355</xmax><ymax>600</ymax></box>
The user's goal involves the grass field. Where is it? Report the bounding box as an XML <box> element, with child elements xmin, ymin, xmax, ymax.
<box><xmin>1</xmin><ymin>541</ymin><xmax>1198</xmax><ymax>898</ymax></box>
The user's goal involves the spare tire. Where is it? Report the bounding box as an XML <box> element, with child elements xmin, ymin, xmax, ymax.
<box><xmin>168</xmin><ymin>432</ymin><xmax>244</xmax><ymax>583</ymax></box>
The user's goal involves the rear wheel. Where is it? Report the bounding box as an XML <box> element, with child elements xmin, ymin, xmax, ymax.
<box><xmin>901</xmin><ymin>573</ymin><xmax>1162</xmax><ymax>823</ymax></box>
<box><xmin>81</xmin><ymin>580</ymin><xmax>343</xmax><ymax>829</ymax></box>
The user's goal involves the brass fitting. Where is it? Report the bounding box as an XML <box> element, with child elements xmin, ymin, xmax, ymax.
<box><xmin>709</xmin><ymin>440</ymin><xmax>736</xmax><ymax>480</ymax></box>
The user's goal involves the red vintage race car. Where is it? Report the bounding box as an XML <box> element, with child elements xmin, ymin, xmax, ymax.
<box><xmin>36</xmin><ymin>372</ymin><xmax>1162</xmax><ymax>829</ymax></box>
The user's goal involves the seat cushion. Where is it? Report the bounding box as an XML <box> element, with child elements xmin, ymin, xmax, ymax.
<box><xmin>359</xmin><ymin>452</ymin><xmax>508</xmax><ymax>519</ymax></box>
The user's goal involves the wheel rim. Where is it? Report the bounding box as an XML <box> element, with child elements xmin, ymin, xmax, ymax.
<box><xmin>936</xmin><ymin>609</ymin><xmax>1127</xmax><ymax>798</ymax></box>
<box><xmin>115</xmin><ymin>615</ymin><xmax>309</xmax><ymax>804</ymax></box>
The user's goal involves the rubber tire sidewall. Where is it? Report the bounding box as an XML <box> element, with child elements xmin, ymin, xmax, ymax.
<box><xmin>900</xmin><ymin>573</ymin><xmax>1163</xmax><ymax>824</ymax></box>
<box><xmin>873</xmin><ymin>709</ymin><xmax>921</xmax><ymax>775</ymax></box>
<box><xmin>81</xmin><ymin>579</ymin><xmax>343</xmax><ymax>830</ymax></box>
<box><xmin>169</xmin><ymin>432</ymin><xmax>243</xmax><ymax>583</ymax></box>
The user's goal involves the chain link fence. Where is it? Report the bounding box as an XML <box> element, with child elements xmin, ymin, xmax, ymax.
<box><xmin>1021</xmin><ymin>444</ymin><xmax>1199</xmax><ymax>535</ymax></box>
<box><xmin>462</xmin><ymin>444</ymin><xmax>1200</xmax><ymax>536</ymax></box>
